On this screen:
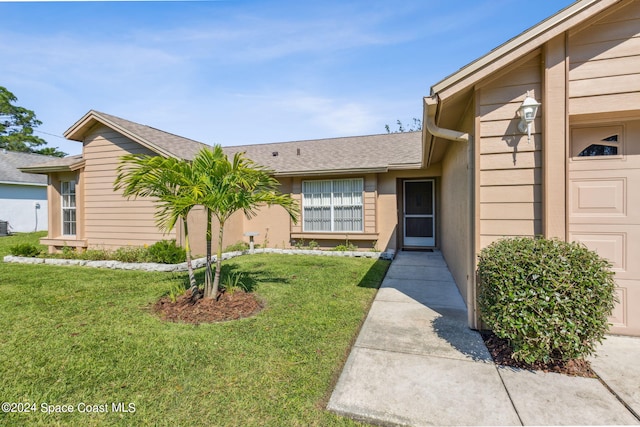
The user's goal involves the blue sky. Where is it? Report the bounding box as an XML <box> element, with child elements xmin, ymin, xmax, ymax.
<box><xmin>2</xmin><ymin>0</ymin><xmax>575</xmax><ymax>156</ymax></box>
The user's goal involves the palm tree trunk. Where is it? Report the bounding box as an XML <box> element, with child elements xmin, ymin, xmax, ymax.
<box><xmin>204</xmin><ymin>208</ymin><xmax>213</xmax><ymax>298</ymax></box>
<box><xmin>212</xmin><ymin>220</ymin><xmax>224</xmax><ymax>300</ymax></box>
<box><xmin>182</xmin><ymin>217</ymin><xmax>196</xmax><ymax>292</ymax></box>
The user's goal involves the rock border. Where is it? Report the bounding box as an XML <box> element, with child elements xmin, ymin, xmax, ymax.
<box><xmin>3</xmin><ymin>248</ymin><xmax>395</xmax><ymax>272</ymax></box>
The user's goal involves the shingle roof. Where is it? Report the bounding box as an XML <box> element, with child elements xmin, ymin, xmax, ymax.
<box><xmin>65</xmin><ymin>110</ymin><xmax>211</xmax><ymax>160</ymax></box>
<box><xmin>38</xmin><ymin>111</ymin><xmax>423</xmax><ymax>176</ymax></box>
<box><xmin>223</xmin><ymin>132</ymin><xmax>422</xmax><ymax>175</ymax></box>
<box><xmin>0</xmin><ymin>150</ymin><xmax>57</xmax><ymax>185</ymax></box>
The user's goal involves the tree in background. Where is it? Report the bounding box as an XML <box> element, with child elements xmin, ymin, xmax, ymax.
<box><xmin>385</xmin><ymin>118</ymin><xmax>422</xmax><ymax>133</ymax></box>
<box><xmin>0</xmin><ymin>86</ymin><xmax>66</xmax><ymax>157</ymax></box>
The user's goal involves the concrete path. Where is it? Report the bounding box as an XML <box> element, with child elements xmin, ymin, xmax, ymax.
<box><xmin>328</xmin><ymin>250</ymin><xmax>640</xmax><ymax>426</ymax></box>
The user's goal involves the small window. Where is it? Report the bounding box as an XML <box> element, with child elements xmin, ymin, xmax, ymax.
<box><xmin>61</xmin><ymin>181</ymin><xmax>76</xmax><ymax>236</ymax></box>
<box><xmin>572</xmin><ymin>126</ymin><xmax>623</xmax><ymax>159</ymax></box>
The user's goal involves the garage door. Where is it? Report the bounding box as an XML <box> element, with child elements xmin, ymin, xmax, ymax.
<box><xmin>569</xmin><ymin>123</ymin><xmax>640</xmax><ymax>336</ymax></box>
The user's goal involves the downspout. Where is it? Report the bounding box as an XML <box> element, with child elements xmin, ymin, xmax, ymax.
<box><xmin>424</xmin><ymin>94</ymin><xmax>477</xmax><ymax>330</ymax></box>
<box><xmin>423</xmin><ymin>95</ymin><xmax>469</xmax><ymax>143</ymax></box>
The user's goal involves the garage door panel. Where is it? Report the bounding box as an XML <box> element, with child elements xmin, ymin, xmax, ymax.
<box><xmin>609</xmin><ymin>280</ymin><xmax>640</xmax><ymax>336</ymax></box>
<box><xmin>569</xmin><ymin>225</ymin><xmax>640</xmax><ymax>278</ymax></box>
<box><xmin>570</xmin><ymin>178</ymin><xmax>625</xmax><ymax>216</ymax></box>
<box><xmin>569</xmin><ymin>169</ymin><xmax>640</xmax><ymax>225</ymax></box>
<box><xmin>568</xmin><ymin>230</ymin><xmax>626</xmax><ymax>271</ymax></box>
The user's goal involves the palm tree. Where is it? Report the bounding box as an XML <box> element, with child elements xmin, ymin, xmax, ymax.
<box><xmin>114</xmin><ymin>155</ymin><xmax>199</xmax><ymax>291</ymax></box>
<box><xmin>191</xmin><ymin>146</ymin><xmax>299</xmax><ymax>299</ymax></box>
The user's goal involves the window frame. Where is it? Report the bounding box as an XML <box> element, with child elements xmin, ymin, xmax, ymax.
<box><xmin>61</xmin><ymin>180</ymin><xmax>77</xmax><ymax>236</ymax></box>
<box><xmin>302</xmin><ymin>178</ymin><xmax>364</xmax><ymax>233</ymax></box>
<box><xmin>571</xmin><ymin>125</ymin><xmax>624</xmax><ymax>161</ymax></box>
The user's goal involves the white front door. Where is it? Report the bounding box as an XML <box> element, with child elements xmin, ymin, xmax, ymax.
<box><xmin>403</xmin><ymin>180</ymin><xmax>435</xmax><ymax>247</ymax></box>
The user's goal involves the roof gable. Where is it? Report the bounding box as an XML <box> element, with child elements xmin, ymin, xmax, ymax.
<box><xmin>64</xmin><ymin>110</ymin><xmax>211</xmax><ymax>160</ymax></box>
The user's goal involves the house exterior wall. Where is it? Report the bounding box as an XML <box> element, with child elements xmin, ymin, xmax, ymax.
<box><xmin>378</xmin><ymin>167</ymin><xmax>441</xmax><ymax>253</ymax></box>
<box><xmin>41</xmin><ymin>170</ymin><xmax>85</xmax><ymax>251</ymax></box>
<box><xmin>568</xmin><ymin>1</ymin><xmax>640</xmax><ymax>116</ymax></box>
<box><xmin>243</xmin><ymin>177</ymin><xmax>293</xmax><ymax>250</ymax></box>
<box><xmin>80</xmin><ymin>125</ymin><xmax>175</xmax><ymax>249</ymax></box>
<box><xmin>0</xmin><ymin>183</ymin><xmax>48</xmax><ymax>233</ymax></box>
<box><xmin>180</xmin><ymin>168</ymin><xmax>444</xmax><ymax>256</ymax></box>
<box><xmin>182</xmin><ymin>207</ymin><xmax>245</xmax><ymax>257</ymax></box>
<box><xmin>477</xmin><ymin>54</ymin><xmax>543</xmax><ymax>249</ymax></box>
<box><xmin>440</xmin><ymin>112</ymin><xmax>473</xmax><ymax>308</ymax></box>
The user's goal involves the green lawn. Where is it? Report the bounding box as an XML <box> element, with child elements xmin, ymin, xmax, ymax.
<box><xmin>0</xmin><ymin>233</ymin><xmax>387</xmax><ymax>426</ymax></box>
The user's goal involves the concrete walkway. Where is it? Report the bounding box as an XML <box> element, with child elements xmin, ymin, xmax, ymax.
<box><xmin>328</xmin><ymin>250</ymin><xmax>640</xmax><ymax>426</ymax></box>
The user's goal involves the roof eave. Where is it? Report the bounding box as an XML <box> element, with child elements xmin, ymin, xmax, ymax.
<box><xmin>0</xmin><ymin>180</ymin><xmax>47</xmax><ymax>187</ymax></box>
<box><xmin>19</xmin><ymin>161</ymin><xmax>85</xmax><ymax>174</ymax></box>
<box><xmin>274</xmin><ymin>167</ymin><xmax>390</xmax><ymax>177</ymax></box>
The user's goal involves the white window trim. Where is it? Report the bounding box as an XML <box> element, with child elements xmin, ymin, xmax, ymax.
<box><xmin>61</xmin><ymin>180</ymin><xmax>76</xmax><ymax>236</ymax></box>
<box><xmin>302</xmin><ymin>178</ymin><xmax>364</xmax><ymax>233</ymax></box>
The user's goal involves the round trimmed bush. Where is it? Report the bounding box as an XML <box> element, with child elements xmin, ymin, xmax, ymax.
<box><xmin>9</xmin><ymin>243</ymin><xmax>42</xmax><ymax>257</ymax></box>
<box><xmin>147</xmin><ymin>240</ymin><xmax>186</xmax><ymax>264</ymax></box>
<box><xmin>477</xmin><ymin>237</ymin><xmax>617</xmax><ymax>364</ymax></box>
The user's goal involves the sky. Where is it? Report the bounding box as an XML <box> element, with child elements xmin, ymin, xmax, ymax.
<box><xmin>2</xmin><ymin>0</ymin><xmax>576</xmax><ymax>156</ymax></box>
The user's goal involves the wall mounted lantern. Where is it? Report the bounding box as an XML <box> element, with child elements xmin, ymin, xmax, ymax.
<box><xmin>517</xmin><ymin>92</ymin><xmax>541</xmax><ymax>143</ymax></box>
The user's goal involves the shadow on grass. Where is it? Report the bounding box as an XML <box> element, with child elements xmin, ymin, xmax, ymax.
<box><xmin>357</xmin><ymin>259</ymin><xmax>391</xmax><ymax>289</ymax></box>
<box><xmin>178</xmin><ymin>261</ymin><xmax>291</xmax><ymax>292</ymax></box>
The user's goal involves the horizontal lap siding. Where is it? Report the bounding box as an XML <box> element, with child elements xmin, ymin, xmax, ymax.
<box><xmin>569</xmin><ymin>2</ymin><xmax>640</xmax><ymax>115</ymax></box>
<box><xmin>82</xmin><ymin>127</ymin><xmax>173</xmax><ymax>249</ymax></box>
<box><xmin>478</xmin><ymin>56</ymin><xmax>543</xmax><ymax>248</ymax></box>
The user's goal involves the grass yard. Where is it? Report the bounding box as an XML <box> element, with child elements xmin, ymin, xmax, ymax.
<box><xmin>0</xmin><ymin>233</ymin><xmax>388</xmax><ymax>426</ymax></box>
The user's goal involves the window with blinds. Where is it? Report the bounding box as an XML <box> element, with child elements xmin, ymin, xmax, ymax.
<box><xmin>302</xmin><ymin>178</ymin><xmax>363</xmax><ymax>232</ymax></box>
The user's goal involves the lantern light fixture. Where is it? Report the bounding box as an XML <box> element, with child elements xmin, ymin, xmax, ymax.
<box><xmin>517</xmin><ymin>92</ymin><xmax>541</xmax><ymax>142</ymax></box>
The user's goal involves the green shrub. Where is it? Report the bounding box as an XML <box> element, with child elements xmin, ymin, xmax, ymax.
<box><xmin>332</xmin><ymin>242</ymin><xmax>358</xmax><ymax>252</ymax></box>
<box><xmin>112</xmin><ymin>246</ymin><xmax>152</xmax><ymax>263</ymax></box>
<box><xmin>224</xmin><ymin>241</ymin><xmax>249</xmax><ymax>253</ymax></box>
<box><xmin>147</xmin><ymin>240</ymin><xmax>185</xmax><ymax>264</ymax></box>
<box><xmin>80</xmin><ymin>249</ymin><xmax>113</xmax><ymax>261</ymax></box>
<box><xmin>221</xmin><ymin>271</ymin><xmax>246</xmax><ymax>295</ymax></box>
<box><xmin>9</xmin><ymin>243</ymin><xmax>42</xmax><ymax>257</ymax></box>
<box><xmin>477</xmin><ymin>237</ymin><xmax>617</xmax><ymax>364</ymax></box>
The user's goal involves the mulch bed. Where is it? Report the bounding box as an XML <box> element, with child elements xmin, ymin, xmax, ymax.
<box><xmin>481</xmin><ymin>331</ymin><xmax>597</xmax><ymax>378</ymax></box>
<box><xmin>154</xmin><ymin>289</ymin><xmax>263</xmax><ymax>324</ymax></box>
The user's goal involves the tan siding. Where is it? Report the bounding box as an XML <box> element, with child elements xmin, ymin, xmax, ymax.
<box><xmin>82</xmin><ymin>126</ymin><xmax>173</xmax><ymax>250</ymax></box>
<box><xmin>477</xmin><ymin>55</ymin><xmax>543</xmax><ymax>249</ymax></box>
<box><xmin>569</xmin><ymin>1</ymin><xmax>640</xmax><ymax>115</ymax></box>
<box><xmin>479</xmin><ymin>151</ymin><xmax>541</xmax><ymax>170</ymax></box>
<box><xmin>480</xmin><ymin>135</ymin><xmax>541</xmax><ymax>154</ymax></box>
<box><xmin>480</xmin><ymin>203</ymin><xmax>542</xmax><ymax>220</ymax></box>
<box><xmin>481</xmin><ymin>219</ymin><xmax>542</xmax><ymax>236</ymax></box>
<box><xmin>480</xmin><ymin>168</ymin><xmax>541</xmax><ymax>186</ymax></box>
<box><xmin>480</xmin><ymin>185</ymin><xmax>541</xmax><ymax>203</ymax></box>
